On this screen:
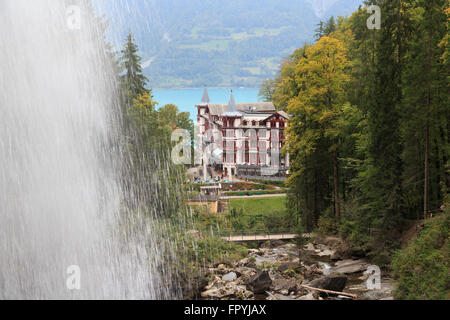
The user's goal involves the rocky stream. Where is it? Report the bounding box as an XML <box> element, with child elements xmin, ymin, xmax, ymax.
<box><xmin>200</xmin><ymin>237</ymin><xmax>395</xmax><ymax>300</ymax></box>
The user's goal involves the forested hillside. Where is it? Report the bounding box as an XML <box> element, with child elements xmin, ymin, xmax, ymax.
<box><xmin>263</xmin><ymin>0</ymin><xmax>449</xmax><ymax>278</ymax></box>
<box><xmin>93</xmin><ymin>0</ymin><xmax>362</xmax><ymax>88</ymax></box>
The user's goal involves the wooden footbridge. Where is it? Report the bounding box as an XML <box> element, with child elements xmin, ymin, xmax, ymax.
<box><xmin>220</xmin><ymin>230</ymin><xmax>308</xmax><ymax>242</ymax></box>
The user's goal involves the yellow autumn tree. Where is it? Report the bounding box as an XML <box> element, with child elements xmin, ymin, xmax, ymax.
<box><xmin>286</xmin><ymin>35</ymin><xmax>351</xmax><ymax>225</ymax></box>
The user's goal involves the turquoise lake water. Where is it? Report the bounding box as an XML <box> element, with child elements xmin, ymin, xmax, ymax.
<box><xmin>153</xmin><ymin>88</ymin><xmax>259</xmax><ymax>121</ymax></box>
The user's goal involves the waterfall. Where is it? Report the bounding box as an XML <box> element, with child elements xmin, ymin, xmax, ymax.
<box><xmin>0</xmin><ymin>0</ymin><xmax>177</xmax><ymax>299</ymax></box>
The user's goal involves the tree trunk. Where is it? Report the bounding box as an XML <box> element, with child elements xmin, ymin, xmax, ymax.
<box><xmin>333</xmin><ymin>149</ymin><xmax>340</xmax><ymax>220</ymax></box>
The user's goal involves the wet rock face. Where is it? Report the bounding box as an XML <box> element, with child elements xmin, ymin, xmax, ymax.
<box><xmin>308</xmin><ymin>275</ymin><xmax>348</xmax><ymax>293</ymax></box>
<box><xmin>246</xmin><ymin>271</ymin><xmax>273</xmax><ymax>294</ymax></box>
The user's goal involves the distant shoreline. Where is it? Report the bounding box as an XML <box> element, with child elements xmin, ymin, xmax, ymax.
<box><xmin>153</xmin><ymin>87</ymin><xmax>259</xmax><ymax>91</ymax></box>
<box><xmin>152</xmin><ymin>88</ymin><xmax>261</xmax><ymax>121</ymax></box>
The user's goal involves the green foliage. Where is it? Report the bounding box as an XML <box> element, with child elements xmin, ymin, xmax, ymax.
<box><xmin>400</xmin><ymin>0</ymin><xmax>448</xmax><ymax>219</ymax></box>
<box><xmin>266</xmin><ymin>0</ymin><xmax>449</xmax><ymax>270</ymax></box>
<box><xmin>392</xmin><ymin>211</ymin><xmax>450</xmax><ymax>300</ymax></box>
<box><xmin>317</xmin><ymin>209</ymin><xmax>340</xmax><ymax>236</ymax></box>
<box><xmin>119</xmin><ymin>33</ymin><xmax>149</xmax><ymax>104</ymax></box>
<box><xmin>258</xmin><ymin>78</ymin><xmax>276</xmax><ymax>102</ymax></box>
<box><xmin>283</xmin><ymin>32</ymin><xmax>353</xmax><ymax>231</ymax></box>
<box><xmin>188</xmin><ymin>196</ymin><xmax>296</xmax><ymax>235</ymax></box>
<box><xmin>189</xmin><ymin>234</ymin><xmax>248</xmax><ymax>265</ymax></box>
<box><xmin>315</xmin><ymin>16</ymin><xmax>337</xmax><ymax>40</ymax></box>
<box><xmin>228</xmin><ymin>199</ymin><xmax>296</xmax><ymax>233</ymax></box>
<box><xmin>117</xmin><ymin>33</ymin><xmax>193</xmax><ymax>218</ymax></box>
<box><xmin>264</xmin><ymin>210</ymin><xmax>297</xmax><ymax>232</ymax></box>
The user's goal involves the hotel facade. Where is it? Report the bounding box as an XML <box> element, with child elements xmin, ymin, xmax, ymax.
<box><xmin>196</xmin><ymin>89</ymin><xmax>289</xmax><ymax>180</ymax></box>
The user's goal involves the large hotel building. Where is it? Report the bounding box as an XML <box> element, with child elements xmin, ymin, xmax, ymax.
<box><xmin>196</xmin><ymin>89</ymin><xmax>289</xmax><ymax>180</ymax></box>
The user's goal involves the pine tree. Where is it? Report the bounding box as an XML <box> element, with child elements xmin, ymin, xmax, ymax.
<box><xmin>314</xmin><ymin>20</ymin><xmax>325</xmax><ymax>40</ymax></box>
<box><xmin>401</xmin><ymin>0</ymin><xmax>448</xmax><ymax>219</ymax></box>
<box><xmin>314</xmin><ymin>17</ymin><xmax>337</xmax><ymax>41</ymax></box>
<box><xmin>354</xmin><ymin>0</ymin><xmax>410</xmax><ymax>234</ymax></box>
<box><xmin>119</xmin><ymin>32</ymin><xmax>149</xmax><ymax>105</ymax></box>
<box><xmin>324</xmin><ymin>16</ymin><xmax>337</xmax><ymax>36</ymax></box>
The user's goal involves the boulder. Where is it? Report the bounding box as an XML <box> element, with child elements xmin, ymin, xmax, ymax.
<box><xmin>328</xmin><ymin>259</ymin><xmax>370</xmax><ymax>275</ymax></box>
<box><xmin>307</xmin><ymin>275</ymin><xmax>347</xmax><ymax>293</ymax></box>
<box><xmin>332</xmin><ymin>242</ymin><xmax>366</xmax><ymax>260</ymax></box>
<box><xmin>182</xmin><ymin>272</ymin><xmax>210</xmax><ymax>299</ymax></box>
<box><xmin>302</xmin><ymin>264</ymin><xmax>322</xmax><ymax>280</ymax></box>
<box><xmin>222</xmin><ymin>272</ymin><xmax>237</xmax><ymax>282</ymax></box>
<box><xmin>275</xmin><ymin>293</ymin><xmax>296</xmax><ymax>300</ymax></box>
<box><xmin>246</xmin><ymin>271</ymin><xmax>272</xmax><ymax>294</ymax></box>
<box><xmin>277</xmin><ymin>262</ymin><xmax>300</xmax><ymax>273</ymax></box>
<box><xmin>260</xmin><ymin>240</ymin><xmax>285</xmax><ymax>249</ymax></box>
<box><xmin>271</xmin><ymin>278</ymin><xmax>298</xmax><ymax>293</ymax></box>
<box><xmin>297</xmin><ymin>292</ymin><xmax>319</xmax><ymax>300</ymax></box>
<box><xmin>201</xmin><ymin>283</ymin><xmax>253</xmax><ymax>300</ymax></box>
<box><xmin>245</xmin><ymin>262</ymin><xmax>258</xmax><ymax>270</ymax></box>
<box><xmin>316</xmin><ymin>248</ymin><xmax>335</xmax><ymax>257</ymax></box>
<box><xmin>213</xmin><ymin>260</ymin><xmax>233</xmax><ymax>268</ymax></box>
<box><xmin>237</xmin><ymin>258</ymin><xmax>249</xmax><ymax>266</ymax></box>
<box><xmin>322</xmin><ymin>236</ymin><xmax>343</xmax><ymax>248</ymax></box>
<box><xmin>237</xmin><ymin>258</ymin><xmax>258</xmax><ymax>270</ymax></box>
<box><xmin>330</xmin><ymin>252</ymin><xmax>343</xmax><ymax>261</ymax></box>
<box><xmin>331</xmin><ymin>242</ymin><xmax>352</xmax><ymax>260</ymax></box>
<box><xmin>236</xmin><ymin>267</ymin><xmax>257</xmax><ymax>278</ymax></box>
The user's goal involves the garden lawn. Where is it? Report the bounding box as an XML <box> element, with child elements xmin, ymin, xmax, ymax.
<box><xmin>229</xmin><ymin>197</ymin><xmax>286</xmax><ymax>215</ymax></box>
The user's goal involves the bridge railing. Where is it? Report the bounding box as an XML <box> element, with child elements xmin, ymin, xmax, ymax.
<box><xmin>216</xmin><ymin>229</ymin><xmax>297</xmax><ymax>236</ymax></box>
<box><xmin>216</xmin><ymin>229</ymin><xmax>300</xmax><ymax>241</ymax></box>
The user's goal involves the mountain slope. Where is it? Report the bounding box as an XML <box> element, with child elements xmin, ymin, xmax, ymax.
<box><xmin>94</xmin><ymin>0</ymin><xmax>363</xmax><ymax>88</ymax></box>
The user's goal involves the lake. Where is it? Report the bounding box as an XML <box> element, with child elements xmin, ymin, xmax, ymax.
<box><xmin>153</xmin><ymin>88</ymin><xmax>260</xmax><ymax>121</ymax></box>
